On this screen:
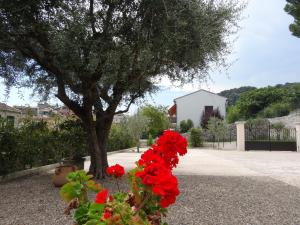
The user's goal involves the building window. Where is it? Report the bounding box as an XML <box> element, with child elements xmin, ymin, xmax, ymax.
<box><xmin>7</xmin><ymin>116</ymin><xmax>15</xmax><ymax>127</ymax></box>
<box><xmin>204</xmin><ymin>106</ymin><xmax>213</xmax><ymax>115</ymax></box>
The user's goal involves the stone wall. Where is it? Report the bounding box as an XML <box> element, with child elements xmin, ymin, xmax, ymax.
<box><xmin>268</xmin><ymin>110</ymin><xmax>300</xmax><ymax>128</ymax></box>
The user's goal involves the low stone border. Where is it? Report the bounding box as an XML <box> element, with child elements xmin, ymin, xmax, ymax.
<box><xmin>0</xmin><ymin>147</ymin><xmax>137</xmax><ymax>183</ymax></box>
<box><xmin>0</xmin><ymin>163</ymin><xmax>60</xmax><ymax>183</ymax></box>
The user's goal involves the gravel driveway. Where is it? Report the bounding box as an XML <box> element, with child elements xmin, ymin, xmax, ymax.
<box><xmin>2</xmin><ymin>149</ymin><xmax>300</xmax><ymax>225</ymax></box>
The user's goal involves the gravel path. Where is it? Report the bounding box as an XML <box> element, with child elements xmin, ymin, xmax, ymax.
<box><xmin>1</xmin><ymin>173</ymin><xmax>300</xmax><ymax>225</ymax></box>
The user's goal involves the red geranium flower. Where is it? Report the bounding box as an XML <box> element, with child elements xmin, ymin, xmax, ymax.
<box><xmin>106</xmin><ymin>164</ymin><xmax>125</xmax><ymax>178</ymax></box>
<box><xmin>136</xmin><ymin>162</ymin><xmax>180</xmax><ymax>208</ymax></box>
<box><xmin>95</xmin><ymin>189</ymin><xmax>108</xmax><ymax>204</ymax></box>
<box><xmin>103</xmin><ymin>211</ymin><xmax>111</xmax><ymax>219</ymax></box>
<box><xmin>135</xmin><ymin>130</ymin><xmax>186</xmax><ymax>208</ymax></box>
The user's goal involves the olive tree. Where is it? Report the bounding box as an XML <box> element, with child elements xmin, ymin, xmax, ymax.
<box><xmin>0</xmin><ymin>0</ymin><xmax>241</xmax><ymax>177</ymax></box>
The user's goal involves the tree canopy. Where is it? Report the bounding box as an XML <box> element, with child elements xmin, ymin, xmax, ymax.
<box><xmin>285</xmin><ymin>0</ymin><xmax>300</xmax><ymax>38</ymax></box>
<box><xmin>0</xmin><ymin>0</ymin><xmax>241</xmax><ymax>177</ymax></box>
<box><xmin>219</xmin><ymin>86</ymin><xmax>256</xmax><ymax>106</ymax></box>
<box><xmin>226</xmin><ymin>83</ymin><xmax>300</xmax><ymax>123</ymax></box>
<box><xmin>141</xmin><ymin>105</ymin><xmax>170</xmax><ymax>137</ymax></box>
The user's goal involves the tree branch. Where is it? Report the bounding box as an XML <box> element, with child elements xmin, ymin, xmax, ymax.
<box><xmin>114</xmin><ymin>94</ymin><xmax>140</xmax><ymax>115</ymax></box>
<box><xmin>89</xmin><ymin>0</ymin><xmax>97</xmax><ymax>35</ymax></box>
<box><xmin>55</xmin><ymin>77</ymin><xmax>85</xmax><ymax>120</ymax></box>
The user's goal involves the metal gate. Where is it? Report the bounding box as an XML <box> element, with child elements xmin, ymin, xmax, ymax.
<box><xmin>245</xmin><ymin>121</ymin><xmax>297</xmax><ymax>151</ymax></box>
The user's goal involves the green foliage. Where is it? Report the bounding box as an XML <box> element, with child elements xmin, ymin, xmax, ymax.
<box><xmin>207</xmin><ymin>117</ymin><xmax>227</xmax><ymax>147</ymax></box>
<box><xmin>285</xmin><ymin>0</ymin><xmax>300</xmax><ymax>38</ymax></box>
<box><xmin>108</xmin><ymin>123</ymin><xmax>135</xmax><ymax>152</ymax></box>
<box><xmin>260</xmin><ymin>102</ymin><xmax>291</xmax><ymax>118</ymax></box>
<box><xmin>189</xmin><ymin>128</ymin><xmax>203</xmax><ymax>147</ymax></box>
<box><xmin>201</xmin><ymin>108</ymin><xmax>223</xmax><ymax>128</ymax></box>
<box><xmin>60</xmin><ymin>170</ymin><xmax>102</xmax><ymax>204</ymax></box>
<box><xmin>147</xmin><ymin>134</ymin><xmax>154</xmax><ymax>146</ymax></box>
<box><xmin>0</xmin><ymin>119</ymin><xmax>62</xmax><ymax>175</ymax></box>
<box><xmin>226</xmin><ymin>83</ymin><xmax>300</xmax><ymax>122</ymax></box>
<box><xmin>0</xmin><ymin>0</ymin><xmax>242</xmax><ymax>175</ymax></box>
<box><xmin>226</xmin><ymin>106</ymin><xmax>241</xmax><ymax>123</ymax></box>
<box><xmin>219</xmin><ymin>86</ymin><xmax>256</xmax><ymax>106</ymax></box>
<box><xmin>74</xmin><ymin>204</ymin><xmax>90</xmax><ymax>225</ymax></box>
<box><xmin>58</xmin><ymin>119</ymin><xmax>87</xmax><ymax>159</ymax></box>
<box><xmin>142</xmin><ymin>105</ymin><xmax>170</xmax><ymax>137</ymax></box>
<box><xmin>271</xmin><ymin>122</ymin><xmax>285</xmax><ymax>131</ymax></box>
<box><xmin>126</xmin><ymin>111</ymin><xmax>149</xmax><ymax>143</ymax></box>
<box><xmin>180</xmin><ymin>120</ymin><xmax>188</xmax><ymax>133</ymax></box>
<box><xmin>60</xmin><ymin>170</ymin><xmax>107</xmax><ymax>224</ymax></box>
<box><xmin>186</xmin><ymin>119</ymin><xmax>194</xmax><ymax>131</ymax></box>
<box><xmin>180</xmin><ymin>119</ymin><xmax>194</xmax><ymax>133</ymax></box>
<box><xmin>0</xmin><ymin>118</ymin><xmax>134</xmax><ymax>176</ymax></box>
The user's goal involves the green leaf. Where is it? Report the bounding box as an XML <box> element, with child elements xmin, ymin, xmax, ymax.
<box><xmin>113</xmin><ymin>192</ymin><xmax>128</xmax><ymax>203</ymax></box>
<box><xmin>86</xmin><ymin>180</ymin><xmax>102</xmax><ymax>193</ymax></box>
<box><xmin>66</xmin><ymin>172</ymin><xmax>78</xmax><ymax>182</ymax></box>
<box><xmin>84</xmin><ymin>219</ymin><xmax>105</xmax><ymax>225</ymax></box>
<box><xmin>74</xmin><ymin>204</ymin><xmax>89</xmax><ymax>224</ymax></box>
<box><xmin>60</xmin><ymin>182</ymin><xmax>83</xmax><ymax>203</ymax></box>
<box><xmin>88</xmin><ymin>203</ymin><xmax>105</xmax><ymax>216</ymax></box>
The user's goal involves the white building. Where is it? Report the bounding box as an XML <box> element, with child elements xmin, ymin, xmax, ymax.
<box><xmin>168</xmin><ymin>89</ymin><xmax>227</xmax><ymax>128</ymax></box>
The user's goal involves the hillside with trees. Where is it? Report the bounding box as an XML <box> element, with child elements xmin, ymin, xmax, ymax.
<box><xmin>224</xmin><ymin>83</ymin><xmax>300</xmax><ymax>123</ymax></box>
<box><xmin>219</xmin><ymin>86</ymin><xmax>256</xmax><ymax>106</ymax></box>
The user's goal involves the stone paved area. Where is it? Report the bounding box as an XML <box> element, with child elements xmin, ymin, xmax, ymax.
<box><xmin>2</xmin><ymin>149</ymin><xmax>300</xmax><ymax>224</ymax></box>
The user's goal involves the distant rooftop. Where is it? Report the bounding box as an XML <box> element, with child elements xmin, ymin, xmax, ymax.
<box><xmin>174</xmin><ymin>89</ymin><xmax>227</xmax><ymax>101</ymax></box>
<box><xmin>0</xmin><ymin>103</ymin><xmax>21</xmax><ymax>113</ymax></box>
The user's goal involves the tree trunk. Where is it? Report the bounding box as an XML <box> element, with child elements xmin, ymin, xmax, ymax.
<box><xmin>85</xmin><ymin>122</ymin><xmax>106</xmax><ymax>179</ymax></box>
<box><xmin>95</xmin><ymin>115</ymin><xmax>114</xmax><ymax>175</ymax></box>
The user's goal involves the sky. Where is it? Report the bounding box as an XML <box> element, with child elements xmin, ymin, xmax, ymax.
<box><xmin>1</xmin><ymin>0</ymin><xmax>300</xmax><ymax>113</ymax></box>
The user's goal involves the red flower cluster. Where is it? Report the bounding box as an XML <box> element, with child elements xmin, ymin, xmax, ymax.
<box><xmin>106</xmin><ymin>164</ymin><xmax>125</xmax><ymax>178</ymax></box>
<box><xmin>139</xmin><ymin>130</ymin><xmax>188</xmax><ymax>169</ymax></box>
<box><xmin>95</xmin><ymin>189</ymin><xmax>109</xmax><ymax>204</ymax></box>
<box><xmin>136</xmin><ymin>130</ymin><xmax>187</xmax><ymax>208</ymax></box>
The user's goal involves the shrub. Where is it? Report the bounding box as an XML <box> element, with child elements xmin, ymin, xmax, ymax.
<box><xmin>147</xmin><ymin>133</ymin><xmax>154</xmax><ymax>146</ymax></box>
<box><xmin>189</xmin><ymin>128</ymin><xmax>203</xmax><ymax>147</ymax></box>
<box><xmin>0</xmin><ymin>119</ymin><xmax>63</xmax><ymax>176</ymax></box>
<box><xmin>57</xmin><ymin>119</ymin><xmax>87</xmax><ymax>159</ymax></box>
<box><xmin>226</xmin><ymin>106</ymin><xmax>241</xmax><ymax>123</ymax></box>
<box><xmin>260</xmin><ymin>102</ymin><xmax>291</xmax><ymax>118</ymax></box>
<box><xmin>0</xmin><ymin>117</ymin><xmax>135</xmax><ymax>176</ymax></box>
<box><xmin>180</xmin><ymin>119</ymin><xmax>193</xmax><ymax>133</ymax></box>
<box><xmin>107</xmin><ymin>123</ymin><xmax>135</xmax><ymax>152</ymax></box>
<box><xmin>180</xmin><ymin>120</ymin><xmax>188</xmax><ymax>133</ymax></box>
<box><xmin>141</xmin><ymin>105</ymin><xmax>170</xmax><ymax>137</ymax></box>
<box><xmin>201</xmin><ymin>108</ymin><xmax>223</xmax><ymax>128</ymax></box>
<box><xmin>186</xmin><ymin>119</ymin><xmax>194</xmax><ymax>130</ymax></box>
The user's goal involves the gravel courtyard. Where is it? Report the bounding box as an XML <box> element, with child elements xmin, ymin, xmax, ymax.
<box><xmin>2</xmin><ymin>149</ymin><xmax>300</xmax><ymax>225</ymax></box>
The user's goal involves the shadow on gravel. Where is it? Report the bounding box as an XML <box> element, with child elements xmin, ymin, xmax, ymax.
<box><xmin>1</xmin><ymin>174</ymin><xmax>300</xmax><ymax>225</ymax></box>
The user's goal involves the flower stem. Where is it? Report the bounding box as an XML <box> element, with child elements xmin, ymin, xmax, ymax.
<box><xmin>116</xmin><ymin>179</ymin><xmax>121</xmax><ymax>192</ymax></box>
<box><xmin>134</xmin><ymin>193</ymin><xmax>150</xmax><ymax>216</ymax></box>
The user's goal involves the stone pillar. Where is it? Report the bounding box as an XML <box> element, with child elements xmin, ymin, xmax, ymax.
<box><xmin>296</xmin><ymin>122</ymin><xmax>300</xmax><ymax>152</ymax></box>
<box><xmin>235</xmin><ymin>121</ymin><xmax>246</xmax><ymax>151</ymax></box>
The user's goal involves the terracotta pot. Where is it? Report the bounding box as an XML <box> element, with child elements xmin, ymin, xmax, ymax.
<box><xmin>62</xmin><ymin>157</ymin><xmax>85</xmax><ymax>170</ymax></box>
<box><xmin>52</xmin><ymin>165</ymin><xmax>77</xmax><ymax>187</ymax></box>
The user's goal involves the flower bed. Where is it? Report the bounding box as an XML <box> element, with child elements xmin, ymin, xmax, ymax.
<box><xmin>60</xmin><ymin>130</ymin><xmax>187</xmax><ymax>225</ymax></box>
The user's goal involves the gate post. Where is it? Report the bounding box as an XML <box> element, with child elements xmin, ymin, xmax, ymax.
<box><xmin>235</xmin><ymin>121</ymin><xmax>246</xmax><ymax>151</ymax></box>
<box><xmin>296</xmin><ymin>122</ymin><xmax>300</xmax><ymax>152</ymax></box>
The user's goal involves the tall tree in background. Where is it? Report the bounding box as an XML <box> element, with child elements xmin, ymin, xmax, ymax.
<box><xmin>0</xmin><ymin>0</ymin><xmax>241</xmax><ymax>178</ymax></box>
<box><xmin>285</xmin><ymin>0</ymin><xmax>300</xmax><ymax>37</ymax></box>
<box><xmin>141</xmin><ymin>105</ymin><xmax>170</xmax><ymax>137</ymax></box>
